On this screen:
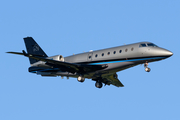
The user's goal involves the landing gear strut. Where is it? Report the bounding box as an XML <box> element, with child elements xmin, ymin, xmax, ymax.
<box><xmin>144</xmin><ymin>62</ymin><xmax>151</xmax><ymax>72</ymax></box>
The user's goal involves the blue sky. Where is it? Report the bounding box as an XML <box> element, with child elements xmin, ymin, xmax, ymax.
<box><xmin>1</xmin><ymin>0</ymin><xmax>180</xmax><ymax>120</ymax></box>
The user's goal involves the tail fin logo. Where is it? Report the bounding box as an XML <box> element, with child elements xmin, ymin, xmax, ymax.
<box><xmin>33</xmin><ymin>44</ymin><xmax>40</xmax><ymax>52</ymax></box>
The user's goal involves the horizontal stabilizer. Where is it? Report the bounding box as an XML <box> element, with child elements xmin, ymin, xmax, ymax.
<box><xmin>7</xmin><ymin>51</ymin><xmax>46</xmax><ymax>57</ymax></box>
<box><xmin>6</xmin><ymin>52</ymin><xmax>24</xmax><ymax>55</ymax></box>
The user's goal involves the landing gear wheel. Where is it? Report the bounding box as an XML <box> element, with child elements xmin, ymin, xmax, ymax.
<box><xmin>77</xmin><ymin>76</ymin><xmax>85</xmax><ymax>82</ymax></box>
<box><xmin>95</xmin><ymin>81</ymin><xmax>103</xmax><ymax>88</ymax></box>
<box><xmin>144</xmin><ymin>62</ymin><xmax>151</xmax><ymax>72</ymax></box>
<box><xmin>145</xmin><ymin>67</ymin><xmax>151</xmax><ymax>72</ymax></box>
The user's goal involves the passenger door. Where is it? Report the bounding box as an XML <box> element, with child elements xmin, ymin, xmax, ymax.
<box><xmin>87</xmin><ymin>52</ymin><xmax>93</xmax><ymax>61</ymax></box>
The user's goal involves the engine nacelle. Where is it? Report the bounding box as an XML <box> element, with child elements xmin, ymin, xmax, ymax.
<box><xmin>48</xmin><ymin>55</ymin><xmax>64</xmax><ymax>62</ymax></box>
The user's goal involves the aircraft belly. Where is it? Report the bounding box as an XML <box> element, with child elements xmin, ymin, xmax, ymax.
<box><xmin>99</xmin><ymin>62</ymin><xmax>136</xmax><ymax>72</ymax></box>
<box><xmin>82</xmin><ymin>62</ymin><xmax>138</xmax><ymax>78</ymax></box>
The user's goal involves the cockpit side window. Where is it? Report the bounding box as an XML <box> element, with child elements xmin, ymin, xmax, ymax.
<box><xmin>139</xmin><ymin>44</ymin><xmax>147</xmax><ymax>47</ymax></box>
<box><xmin>147</xmin><ymin>43</ymin><xmax>158</xmax><ymax>47</ymax></box>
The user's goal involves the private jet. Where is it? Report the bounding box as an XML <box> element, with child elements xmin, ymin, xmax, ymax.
<box><xmin>7</xmin><ymin>37</ymin><xmax>173</xmax><ymax>88</ymax></box>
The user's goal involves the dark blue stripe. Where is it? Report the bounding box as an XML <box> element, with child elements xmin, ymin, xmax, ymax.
<box><xmin>30</xmin><ymin>68</ymin><xmax>59</xmax><ymax>73</ymax></box>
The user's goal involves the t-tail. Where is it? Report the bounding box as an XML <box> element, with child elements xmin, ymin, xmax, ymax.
<box><xmin>23</xmin><ymin>37</ymin><xmax>48</xmax><ymax>64</ymax></box>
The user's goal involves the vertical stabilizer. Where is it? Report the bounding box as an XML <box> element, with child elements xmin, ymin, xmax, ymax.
<box><xmin>24</xmin><ymin>37</ymin><xmax>48</xmax><ymax>64</ymax></box>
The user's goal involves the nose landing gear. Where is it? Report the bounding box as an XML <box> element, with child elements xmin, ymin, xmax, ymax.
<box><xmin>144</xmin><ymin>62</ymin><xmax>151</xmax><ymax>72</ymax></box>
<box><xmin>145</xmin><ymin>67</ymin><xmax>151</xmax><ymax>72</ymax></box>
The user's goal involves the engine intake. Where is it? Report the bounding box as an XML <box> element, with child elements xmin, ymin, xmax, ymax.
<box><xmin>48</xmin><ymin>55</ymin><xmax>64</xmax><ymax>62</ymax></box>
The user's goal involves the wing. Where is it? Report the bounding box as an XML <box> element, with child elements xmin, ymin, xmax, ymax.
<box><xmin>7</xmin><ymin>51</ymin><xmax>108</xmax><ymax>74</ymax></box>
<box><xmin>102</xmin><ymin>73</ymin><xmax>124</xmax><ymax>87</ymax></box>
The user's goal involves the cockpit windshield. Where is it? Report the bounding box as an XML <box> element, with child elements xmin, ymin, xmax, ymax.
<box><xmin>139</xmin><ymin>43</ymin><xmax>158</xmax><ymax>47</ymax></box>
<box><xmin>147</xmin><ymin>43</ymin><xmax>158</xmax><ymax>47</ymax></box>
<box><xmin>139</xmin><ymin>44</ymin><xmax>147</xmax><ymax>47</ymax></box>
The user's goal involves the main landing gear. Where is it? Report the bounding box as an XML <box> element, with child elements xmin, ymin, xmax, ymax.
<box><xmin>77</xmin><ymin>76</ymin><xmax>85</xmax><ymax>82</ymax></box>
<box><xmin>93</xmin><ymin>78</ymin><xmax>103</xmax><ymax>88</ymax></box>
<box><xmin>144</xmin><ymin>62</ymin><xmax>151</xmax><ymax>72</ymax></box>
<box><xmin>95</xmin><ymin>81</ymin><xmax>103</xmax><ymax>88</ymax></box>
<box><xmin>77</xmin><ymin>76</ymin><xmax>103</xmax><ymax>88</ymax></box>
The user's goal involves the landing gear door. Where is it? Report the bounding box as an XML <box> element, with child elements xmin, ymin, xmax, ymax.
<box><xmin>87</xmin><ymin>52</ymin><xmax>93</xmax><ymax>61</ymax></box>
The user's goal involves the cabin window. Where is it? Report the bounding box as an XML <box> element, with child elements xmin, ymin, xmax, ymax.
<box><xmin>119</xmin><ymin>50</ymin><xmax>122</xmax><ymax>53</ymax></box>
<box><xmin>95</xmin><ymin>54</ymin><xmax>98</xmax><ymax>57</ymax></box>
<box><xmin>102</xmin><ymin>53</ymin><xmax>104</xmax><ymax>56</ymax></box>
<box><xmin>125</xmin><ymin>49</ymin><xmax>128</xmax><ymax>52</ymax></box>
<box><xmin>131</xmin><ymin>47</ymin><xmax>134</xmax><ymax>51</ymax></box>
<box><xmin>89</xmin><ymin>56</ymin><xmax>91</xmax><ymax>59</ymax></box>
<box><xmin>107</xmin><ymin>52</ymin><xmax>110</xmax><ymax>55</ymax></box>
<box><xmin>139</xmin><ymin>44</ymin><xmax>147</xmax><ymax>47</ymax></box>
<box><xmin>114</xmin><ymin>51</ymin><xmax>116</xmax><ymax>54</ymax></box>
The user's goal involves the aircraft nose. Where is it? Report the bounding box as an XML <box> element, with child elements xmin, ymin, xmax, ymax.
<box><xmin>167</xmin><ymin>51</ymin><xmax>173</xmax><ymax>56</ymax></box>
<box><xmin>159</xmin><ymin>49</ymin><xmax>173</xmax><ymax>57</ymax></box>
